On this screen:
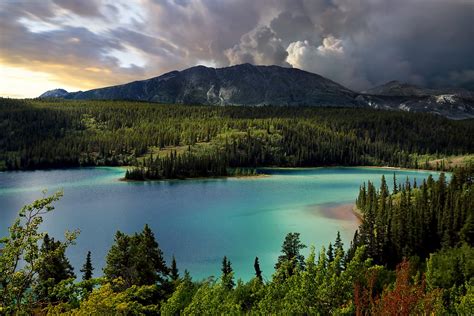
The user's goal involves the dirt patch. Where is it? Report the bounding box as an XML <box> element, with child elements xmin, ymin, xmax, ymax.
<box><xmin>310</xmin><ymin>202</ymin><xmax>361</xmax><ymax>223</ymax></box>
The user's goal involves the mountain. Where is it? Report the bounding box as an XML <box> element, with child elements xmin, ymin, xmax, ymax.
<box><xmin>60</xmin><ymin>64</ymin><xmax>357</xmax><ymax>107</ymax></box>
<box><xmin>361</xmin><ymin>80</ymin><xmax>474</xmax><ymax>119</ymax></box>
<box><xmin>363</xmin><ymin>80</ymin><xmax>433</xmax><ymax>97</ymax></box>
<box><xmin>39</xmin><ymin>88</ymin><xmax>69</xmax><ymax>98</ymax></box>
<box><xmin>364</xmin><ymin>80</ymin><xmax>474</xmax><ymax>98</ymax></box>
<box><xmin>39</xmin><ymin>64</ymin><xmax>474</xmax><ymax>119</ymax></box>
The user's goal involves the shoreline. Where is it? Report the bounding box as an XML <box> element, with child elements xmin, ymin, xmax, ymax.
<box><xmin>355</xmin><ymin>165</ymin><xmax>445</xmax><ymax>173</ymax></box>
<box><xmin>262</xmin><ymin>165</ymin><xmax>446</xmax><ymax>173</ymax></box>
<box><xmin>351</xmin><ymin>205</ymin><xmax>364</xmax><ymax>222</ymax></box>
<box><xmin>118</xmin><ymin>173</ymin><xmax>270</xmax><ymax>182</ymax></box>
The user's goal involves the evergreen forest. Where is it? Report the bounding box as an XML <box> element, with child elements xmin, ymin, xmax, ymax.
<box><xmin>1</xmin><ymin>98</ymin><xmax>473</xmax><ymax>179</ymax></box>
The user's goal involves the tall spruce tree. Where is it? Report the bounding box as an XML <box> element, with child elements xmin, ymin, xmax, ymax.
<box><xmin>327</xmin><ymin>243</ymin><xmax>334</xmax><ymax>262</ymax></box>
<box><xmin>80</xmin><ymin>251</ymin><xmax>94</xmax><ymax>292</ymax></box>
<box><xmin>136</xmin><ymin>224</ymin><xmax>169</xmax><ymax>285</ymax></box>
<box><xmin>104</xmin><ymin>231</ymin><xmax>134</xmax><ymax>288</ymax></box>
<box><xmin>80</xmin><ymin>251</ymin><xmax>94</xmax><ymax>281</ymax></box>
<box><xmin>35</xmin><ymin>234</ymin><xmax>75</xmax><ymax>302</ymax></box>
<box><xmin>275</xmin><ymin>232</ymin><xmax>306</xmax><ymax>273</ymax></box>
<box><xmin>170</xmin><ymin>255</ymin><xmax>179</xmax><ymax>281</ymax></box>
<box><xmin>254</xmin><ymin>257</ymin><xmax>263</xmax><ymax>282</ymax></box>
<box><xmin>221</xmin><ymin>256</ymin><xmax>235</xmax><ymax>289</ymax></box>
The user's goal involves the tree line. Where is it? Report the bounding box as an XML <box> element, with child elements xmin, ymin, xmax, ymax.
<box><xmin>1</xmin><ymin>166</ymin><xmax>472</xmax><ymax>314</ymax></box>
<box><xmin>1</xmin><ymin>98</ymin><xmax>473</xmax><ymax>177</ymax></box>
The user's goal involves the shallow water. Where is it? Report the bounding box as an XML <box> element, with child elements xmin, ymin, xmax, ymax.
<box><xmin>0</xmin><ymin>167</ymin><xmax>442</xmax><ymax>281</ymax></box>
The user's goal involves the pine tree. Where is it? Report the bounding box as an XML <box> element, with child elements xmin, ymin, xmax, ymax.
<box><xmin>35</xmin><ymin>234</ymin><xmax>75</xmax><ymax>302</ymax></box>
<box><xmin>254</xmin><ymin>257</ymin><xmax>263</xmax><ymax>282</ymax></box>
<box><xmin>80</xmin><ymin>251</ymin><xmax>94</xmax><ymax>292</ymax></box>
<box><xmin>334</xmin><ymin>231</ymin><xmax>344</xmax><ymax>256</ymax></box>
<box><xmin>80</xmin><ymin>251</ymin><xmax>94</xmax><ymax>281</ymax></box>
<box><xmin>327</xmin><ymin>243</ymin><xmax>334</xmax><ymax>262</ymax></box>
<box><xmin>460</xmin><ymin>215</ymin><xmax>474</xmax><ymax>246</ymax></box>
<box><xmin>104</xmin><ymin>231</ymin><xmax>134</xmax><ymax>288</ymax></box>
<box><xmin>170</xmin><ymin>255</ymin><xmax>179</xmax><ymax>281</ymax></box>
<box><xmin>136</xmin><ymin>224</ymin><xmax>169</xmax><ymax>285</ymax></box>
<box><xmin>221</xmin><ymin>256</ymin><xmax>235</xmax><ymax>289</ymax></box>
<box><xmin>393</xmin><ymin>173</ymin><xmax>398</xmax><ymax>194</ymax></box>
<box><xmin>275</xmin><ymin>232</ymin><xmax>306</xmax><ymax>274</ymax></box>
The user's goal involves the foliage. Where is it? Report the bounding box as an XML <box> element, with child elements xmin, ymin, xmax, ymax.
<box><xmin>0</xmin><ymin>190</ymin><xmax>78</xmax><ymax>314</ymax></box>
<box><xmin>275</xmin><ymin>232</ymin><xmax>307</xmax><ymax>275</ymax></box>
<box><xmin>34</xmin><ymin>233</ymin><xmax>75</xmax><ymax>305</ymax></box>
<box><xmin>104</xmin><ymin>225</ymin><xmax>169</xmax><ymax>291</ymax></box>
<box><xmin>160</xmin><ymin>271</ymin><xmax>196</xmax><ymax>315</ymax></box>
<box><xmin>370</xmin><ymin>260</ymin><xmax>444</xmax><ymax>315</ymax></box>
<box><xmin>61</xmin><ymin>279</ymin><xmax>161</xmax><ymax>315</ymax></box>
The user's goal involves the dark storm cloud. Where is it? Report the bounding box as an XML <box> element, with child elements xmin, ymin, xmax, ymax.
<box><xmin>272</xmin><ymin>0</ymin><xmax>474</xmax><ymax>90</ymax></box>
<box><xmin>0</xmin><ymin>0</ymin><xmax>473</xmax><ymax>92</ymax></box>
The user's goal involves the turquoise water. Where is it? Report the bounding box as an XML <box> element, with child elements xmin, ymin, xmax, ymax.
<box><xmin>0</xmin><ymin>167</ymin><xmax>443</xmax><ymax>281</ymax></box>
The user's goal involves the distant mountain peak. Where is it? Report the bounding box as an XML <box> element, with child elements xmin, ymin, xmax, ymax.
<box><xmin>365</xmin><ymin>80</ymin><xmax>474</xmax><ymax>99</ymax></box>
<box><xmin>363</xmin><ymin>81</ymin><xmax>429</xmax><ymax>96</ymax></box>
<box><xmin>39</xmin><ymin>88</ymin><xmax>69</xmax><ymax>98</ymax></box>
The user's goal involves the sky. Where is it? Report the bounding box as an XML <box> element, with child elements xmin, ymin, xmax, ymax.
<box><xmin>1</xmin><ymin>0</ymin><xmax>473</xmax><ymax>98</ymax></box>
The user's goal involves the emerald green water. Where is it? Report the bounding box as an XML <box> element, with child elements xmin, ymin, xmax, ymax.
<box><xmin>0</xmin><ymin>167</ymin><xmax>442</xmax><ymax>280</ymax></box>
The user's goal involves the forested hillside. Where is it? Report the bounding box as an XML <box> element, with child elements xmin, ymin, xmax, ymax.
<box><xmin>1</xmin><ymin>98</ymin><xmax>473</xmax><ymax>179</ymax></box>
<box><xmin>354</xmin><ymin>169</ymin><xmax>474</xmax><ymax>267</ymax></box>
<box><xmin>1</xmin><ymin>166</ymin><xmax>472</xmax><ymax>314</ymax></box>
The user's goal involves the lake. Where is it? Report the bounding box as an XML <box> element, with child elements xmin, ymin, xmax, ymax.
<box><xmin>0</xmin><ymin>167</ymin><xmax>443</xmax><ymax>281</ymax></box>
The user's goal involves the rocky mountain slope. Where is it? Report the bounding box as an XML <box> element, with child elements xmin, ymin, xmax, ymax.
<box><xmin>360</xmin><ymin>80</ymin><xmax>474</xmax><ymax>119</ymax></box>
<box><xmin>39</xmin><ymin>64</ymin><xmax>474</xmax><ymax>119</ymax></box>
<box><xmin>39</xmin><ymin>88</ymin><xmax>69</xmax><ymax>98</ymax></box>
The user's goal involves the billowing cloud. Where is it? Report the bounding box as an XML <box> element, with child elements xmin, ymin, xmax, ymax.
<box><xmin>225</xmin><ymin>26</ymin><xmax>290</xmax><ymax>67</ymax></box>
<box><xmin>287</xmin><ymin>37</ymin><xmax>370</xmax><ymax>90</ymax></box>
<box><xmin>0</xmin><ymin>0</ymin><xmax>473</xmax><ymax>98</ymax></box>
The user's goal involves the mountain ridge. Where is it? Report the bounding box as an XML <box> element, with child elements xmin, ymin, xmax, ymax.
<box><xmin>39</xmin><ymin>63</ymin><xmax>474</xmax><ymax>119</ymax></box>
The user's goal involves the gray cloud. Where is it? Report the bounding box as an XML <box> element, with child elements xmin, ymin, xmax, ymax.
<box><xmin>225</xmin><ymin>26</ymin><xmax>290</xmax><ymax>67</ymax></box>
<box><xmin>0</xmin><ymin>0</ymin><xmax>473</xmax><ymax>92</ymax></box>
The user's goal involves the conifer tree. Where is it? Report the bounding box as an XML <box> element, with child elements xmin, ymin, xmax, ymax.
<box><xmin>170</xmin><ymin>255</ymin><xmax>179</xmax><ymax>281</ymax></box>
<box><xmin>104</xmin><ymin>231</ymin><xmax>134</xmax><ymax>288</ymax></box>
<box><xmin>80</xmin><ymin>251</ymin><xmax>94</xmax><ymax>292</ymax></box>
<box><xmin>393</xmin><ymin>173</ymin><xmax>398</xmax><ymax>194</ymax></box>
<box><xmin>221</xmin><ymin>256</ymin><xmax>235</xmax><ymax>289</ymax></box>
<box><xmin>254</xmin><ymin>257</ymin><xmax>263</xmax><ymax>282</ymax></box>
<box><xmin>275</xmin><ymin>232</ymin><xmax>306</xmax><ymax>274</ymax></box>
<box><xmin>136</xmin><ymin>224</ymin><xmax>169</xmax><ymax>285</ymax></box>
<box><xmin>81</xmin><ymin>251</ymin><xmax>94</xmax><ymax>281</ymax></box>
<box><xmin>35</xmin><ymin>234</ymin><xmax>75</xmax><ymax>302</ymax></box>
<box><xmin>327</xmin><ymin>243</ymin><xmax>334</xmax><ymax>262</ymax></box>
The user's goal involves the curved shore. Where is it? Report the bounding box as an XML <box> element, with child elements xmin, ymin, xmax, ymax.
<box><xmin>352</xmin><ymin>205</ymin><xmax>364</xmax><ymax>222</ymax></box>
